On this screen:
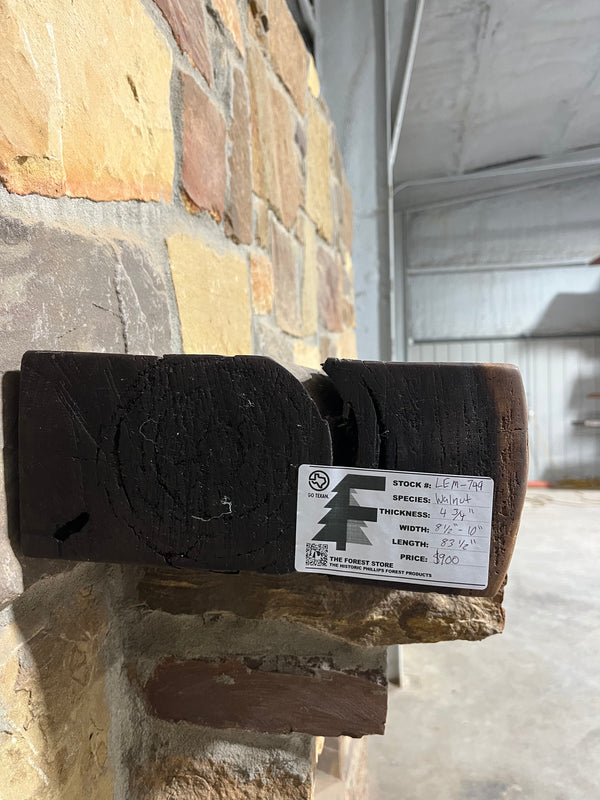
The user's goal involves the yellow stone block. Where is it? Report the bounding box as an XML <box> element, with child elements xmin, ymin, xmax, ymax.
<box><xmin>293</xmin><ymin>341</ymin><xmax>321</xmax><ymax>370</ymax></box>
<box><xmin>338</xmin><ymin>328</ymin><xmax>358</xmax><ymax>359</ymax></box>
<box><xmin>168</xmin><ymin>235</ymin><xmax>252</xmax><ymax>355</ymax></box>
<box><xmin>306</xmin><ymin>99</ymin><xmax>333</xmax><ymax>243</ymax></box>
<box><xmin>0</xmin><ymin>585</ymin><xmax>114</xmax><ymax>800</ymax></box>
<box><xmin>0</xmin><ymin>0</ymin><xmax>174</xmax><ymax>201</ymax></box>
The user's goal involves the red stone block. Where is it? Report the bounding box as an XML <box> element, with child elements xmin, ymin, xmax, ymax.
<box><xmin>181</xmin><ymin>73</ymin><xmax>226</xmax><ymax>221</ymax></box>
<box><xmin>225</xmin><ymin>70</ymin><xmax>253</xmax><ymax>244</ymax></box>
<box><xmin>144</xmin><ymin>658</ymin><xmax>387</xmax><ymax>737</ymax></box>
<box><xmin>155</xmin><ymin>0</ymin><xmax>212</xmax><ymax>85</ymax></box>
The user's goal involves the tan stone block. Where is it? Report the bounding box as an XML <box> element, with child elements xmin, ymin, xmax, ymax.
<box><xmin>293</xmin><ymin>341</ymin><xmax>321</xmax><ymax>370</ymax></box>
<box><xmin>270</xmin><ymin>219</ymin><xmax>303</xmax><ymax>336</ymax></box>
<box><xmin>247</xmin><ymin>0</ymin><xmax>269</xmax><ymax>48</ymax></box>
<box><xmin>250</xmin><ymin>252</ymin><xmax>274</xmax><ymax>315</ymax></box>
<box><xmin>308</xmin><ymin>55</ymin><xmax>320</xmax><ymax>98</ymax></box>
<box><xmin>247</xmin><ymin>42</ymin><xmax>303</xmax><ymax>229</ymax></box>
<box><xmin>167</xmin><ymin>234</ymin><xmax>251</xmax><ymax>355</ymax></box>
<box><xmin>301</xmin><ymin>217</ymin><xmax>318</xmax><ymax>337</ymax></box>
<box><xmin>138</xmin><ymin>569</ymin><xmax>506</xmax><ymax>646</ymax></box>
<box><xmin>182</xmin><ymin>73</ymin><xmax>227</xmax><ymax>221</ymax></box>
<box><xmin>225</xmin><ymin>70</ymin><xmax>253</xmax><ymax>244</ymax></box>
<box><xmin>254</xmin><ymin>195</ymin><xmax>269</xmax><ymax>248</ymax></box>
<box><xmin>155</xmin><ymin>0</ymin><xmax>212</xmax><ymax>83</ymax></box>
<box><xmin>0</xmin><ymin>573</ymin><xmax>114</xmax><ymax>800</ymax></box>
<box><xmin>0</xmin><ymin>0</ymin><xmax>174</xmax><ymax>201</ymax></box>
<box><xmin>271</xmin><ymin>82</ymin><xmax>304</xmax><ymax>229</ymax></box>
<box><xmin>212</xmin><ymin>0</ymin><xmax>244</xmax><ymax>55</ymax></box>
<box><xmin>338</xmin><ymin>328</ymin><xmax>358</xmax><ymax>359</ymax></box>
<box><xmin>306</xmin><ymin>100</ymin><xmax>333</xmax><ymax>242</ymax></box>
<box><xmin>132</xmin><ymin>755</ymin><xmax>313</xmax><ymax>800</ymax></box>
<box><xmin>317</xmin><ymin>247</ymin><xmax>343</xmax><ymax>333</ymax></box>
<box><xmin>268</xmin><ymin>0</ymin><xmax>307</xmax><ymax>113</ymax></box>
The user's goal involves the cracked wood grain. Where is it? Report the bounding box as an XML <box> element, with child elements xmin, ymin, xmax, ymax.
<box><xmin>19</xmin><ymin>351</ymin><xmax>332</xmax><ymax>572</ymax></box>
<box><xmin>322</xmin><ymin>359</ymin><xmax>528</xmax><ymax>596</ymax></box>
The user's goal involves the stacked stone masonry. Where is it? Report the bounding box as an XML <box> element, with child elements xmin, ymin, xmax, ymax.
<box><xmin>0</xmin><ymin>1</ymin><xmax>505</xmax><ymax>798</ymax></box>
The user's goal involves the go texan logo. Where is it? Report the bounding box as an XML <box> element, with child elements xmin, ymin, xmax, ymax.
<box><xmin>312</xmin><ymin>473</ymin><xmax>386</xmax><ymax>551</ymax></box>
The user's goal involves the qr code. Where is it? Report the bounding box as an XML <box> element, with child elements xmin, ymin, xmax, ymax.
<box><xmin>305</xmin><ymin>542</ymin><xmax>328</xmax><ymax>567</ymax></box>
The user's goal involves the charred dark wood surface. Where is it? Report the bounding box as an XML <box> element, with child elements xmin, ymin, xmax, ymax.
<box><xmin>19</xmin><ymin>351</ymin><xmax>332</xmax><ymax>572</ymax></box>
<box><xmin>19</xmin><ymin>352</ymin><xmax>527</xmax><ymax>594</ymax></box>
<box><xmin>322</xmin><ymin>359</ymin><xmax>529</xmax><ymax>595</ymax></box>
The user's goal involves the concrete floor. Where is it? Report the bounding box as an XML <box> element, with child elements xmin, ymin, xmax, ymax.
<box><xmin>368</xmin><ymin>490</ymin><xmax>600</xmax><ymax>800</ymax></box>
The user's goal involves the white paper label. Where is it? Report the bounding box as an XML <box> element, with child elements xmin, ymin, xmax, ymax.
<box><xmin>295</xmin><ymin>465</ymin><xmax>494</xmax><ymax>590</ymax></box>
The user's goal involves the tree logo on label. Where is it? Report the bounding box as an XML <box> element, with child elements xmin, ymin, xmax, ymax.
<box><xmin>312</xmin><ymin>474</ymin><xmax>386</xmax><ymax>551</ymax></box>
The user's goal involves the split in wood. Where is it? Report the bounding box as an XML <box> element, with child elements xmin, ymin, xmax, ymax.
<box><xmin>18</xmin><ymin>352</ymin><xmax>527</xmax><ymax>595</ymax></box>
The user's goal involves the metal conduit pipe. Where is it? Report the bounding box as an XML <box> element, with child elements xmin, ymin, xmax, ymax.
<box><xmin>384</xmin><ymin>0</ymin><xmax>396</xmax><ymax>359</ymax></box>
<box><xmin>402</xmin><ymin>168</ymin><xmax>600</xmax><ymax>213</ymax></box>
<box><xmin>407</xmin><ymin>258</ymin><xmax>594</xmax><ymax>276</ymax></box>
<box><xmin>393</xmin><ymin>156</ymin><xmax>600</xmax><ymax>200</ymax></box>
<box><xmin>388</xmin><ymin>0</ymin><xmax>426</xmax><ymax>362</ymax></box>
<box><xmin>388</xmin><ymin>0</ymin><xmax>426</xmax><ymax>175</ymax></box>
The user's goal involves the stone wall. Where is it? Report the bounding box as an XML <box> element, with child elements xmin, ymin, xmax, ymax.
<box><xmin>0</xmin><ymin>2</ymin><xmax>504</xmax><ymax>798</ymax></box>
<box><xmin>0</xmin><ymin>1</ymin><xmax>358</xmax><ymax>796</ymax></box>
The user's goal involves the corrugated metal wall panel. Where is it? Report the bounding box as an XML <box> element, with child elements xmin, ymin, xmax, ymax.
<box><xmin>408</xmin><ymin>265</ymin><xmax>600</xmax><ymax>341</ymax></box>
<box><xmin>408</xmin><ymin>337</ymin><xmax>600</xmax><ymax>482</ymax></box>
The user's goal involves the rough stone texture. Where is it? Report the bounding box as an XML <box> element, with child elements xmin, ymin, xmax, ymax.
<box><xmin>306</xmin><ymin>99</ymin><xmax>333</xmax><ymax>242</ymax></box>
<box><xmin>300</xmin><ymin>216</ymin><xmax>319</xmax><ymax>336</ymax></box>
<box><xmin>254</xmin><ymin>195</ymin><xmax>270</xmax><ymax>249</ymax></box>
<box><xmin>138</xmin><ymin>569</ymin><xmax>506</xmax><ymax>646</ymax></box>
<box><xmin>0</xmin><ymin>566</ymin><xmax>114</xmax><ymax>800</ymax></box>
<box><xmin>247</xmin><ymin>0</ymin><xmax>269</xmax><ymax>48</ymax></box>
<box><xmin>0</xmin><ymin>0</ymin><xmax>174</xmax><ymax>201</ymax></box>
<box><xmin>270</xmin><ymin>219</ymin><xmax>304</xmax><ymax>337</ymax></box>
<box><xmin>154</xmin><ymin>0</ymin><xmax>212</xmax><ymax>84</ymax></box>
<box><xmin>182</xmin><ymin>73</ymin><xmax>227</xmax><ymax>222</ymax></box>
<box><xmin>211</xmin><ymin>0</ymin><xmax>244</xmax><ymax>55</ymax></box>
<box><xmin>250</xmin><ymin>252</ymin><xmax>274</xmax><ymax>315</ymax></box>
<box><xmin>0</xmin><ymin>3</ymin><xmax>361</xmax><ymax>796</ymax></box>
<box><xmin>0</xmin><ymin>215</ymin><xmax>172</xmax><ymax>361</ymax></box>
<box><xmin>268</xmin><ymin>0</ymin><xmax>307</xmax><ymax>113</ymax></box>
<box><xmin>167</xmin><ymin>234</ymin><xmax>252</xmax><ymax>355</ymax></box>
<box><xmin>247</xmin><ymin>42</ymin><xmax>303</xmax><ymax>229</ymax></box>
<box><xmin>144</xmin><ymin>657</ymin><xmax>386</xmax><ymax>736</ymax></box>
<box><xmin>317</xmin><ymin>246</ymin><xmax>344</xmax><ymax>333</ymax></box>
<box><xmin>225</xmin><ymin>70</ymin><xmax>253</xmax><ymax>244</ymax></box>
<box><xmin>132</xmin><ymin>756</ymin><xmax>313</xmax><ymax>800</ymax></box>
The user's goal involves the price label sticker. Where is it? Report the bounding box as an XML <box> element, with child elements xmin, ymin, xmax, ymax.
<box><xmin>295</xmin><ymin>465</ymin><xmax>494</xmax><ymax>590</ymax></box>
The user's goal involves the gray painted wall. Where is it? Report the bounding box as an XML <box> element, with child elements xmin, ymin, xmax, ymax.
<box><xmin>402</xmin><ymin>176</ymin><xmax>600</xmax><ymax>482</ymax></box>
<box><xmin>315</xmin><ymin>0</ymin><xmax>397</xmax><ymax>360</ymax></box>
